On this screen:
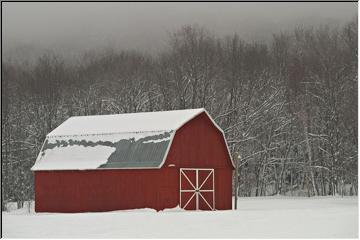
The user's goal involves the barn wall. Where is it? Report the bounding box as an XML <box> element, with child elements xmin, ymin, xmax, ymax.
<box><xmin>35</xmin><ymin>168</ymin><xmax>232</xmax><ymax>212</ymax></box>
<box><xmin>35</xmin><ymin>168</ymin><xmax>179</xmax><ymax>213</ymax></box>
<box><xmin>165</xmin><ymin>112</ymin><xmax>233</xmax><ymax>210</ymax></box>
<box><xmin>35</xmin><ymin>112</ymin><xmax>233</xmax><ymax>212</ymax></box>
<box><xmin>165</xmin><ymin>112</ymin><xmax>233</xmax><ymax>169</ymax></box>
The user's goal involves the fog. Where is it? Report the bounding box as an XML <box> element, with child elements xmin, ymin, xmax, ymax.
<box><xmin>3</xmin><ymin>2</ymin><xmax>357</xmax><ymax>61</ymax></box>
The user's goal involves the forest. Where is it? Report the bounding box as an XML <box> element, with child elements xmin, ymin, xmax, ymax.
<box><xmin>2</xmin><ymin>19</ymin><xmax>357</xmax><ymax>210</ymax></box>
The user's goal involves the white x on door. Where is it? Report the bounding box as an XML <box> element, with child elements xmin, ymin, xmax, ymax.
<box><xmin>180</xmin><ymin>168</ymin><xmax>215</xmax><ymax>210</ymax></box>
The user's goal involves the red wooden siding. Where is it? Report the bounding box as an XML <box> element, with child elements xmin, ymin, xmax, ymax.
<box><xmin>35</xmin><ymin>169</ymin><xmax>178</xmax><ymax>212</ymax></box>
<box><xmin>34</xmin><ymin>112</ymin><xmax>233</xmax><ymax>212</ymax></box>
<box><xmin>165</xmin><ymin>112</ymin><xmax>233</xmax><ymax>169</ymax></box>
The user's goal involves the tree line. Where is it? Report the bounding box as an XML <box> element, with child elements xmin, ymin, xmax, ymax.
<box><xmin>2</xmin><ymin>19</ymin><xmax>357</xmax><ymax>209</ymax></box>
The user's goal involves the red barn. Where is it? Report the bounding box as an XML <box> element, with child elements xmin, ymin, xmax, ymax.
<box><xmin>31</xmin><ymin>108</ymin><xmax>234</xmax><ymax>212</ymax></box>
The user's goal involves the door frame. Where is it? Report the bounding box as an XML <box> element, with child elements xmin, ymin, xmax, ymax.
<box><xmin>179</xmin><ymin>168</ymin><xmax>215</xmax><ymax>210</ymax></box>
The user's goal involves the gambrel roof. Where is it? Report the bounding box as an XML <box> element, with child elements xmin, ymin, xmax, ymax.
<box><xmin>31</xmin><ymin>108</ymin><xmax>233</xmax><ymax>171</ymax></box>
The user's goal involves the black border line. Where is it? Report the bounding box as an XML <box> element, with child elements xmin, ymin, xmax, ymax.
<box><xmin>1</xmin><ymin>1</ymin><xmax>359</xmax><ymax>3</ymax></box>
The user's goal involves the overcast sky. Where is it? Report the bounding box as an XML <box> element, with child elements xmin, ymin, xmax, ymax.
<box><xmin>2</xmin><ymin>2</ymin><xmax>357</xmax><ymax>60</ymax></box>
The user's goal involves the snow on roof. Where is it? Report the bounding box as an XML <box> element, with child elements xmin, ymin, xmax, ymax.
<box><xmin>31</xmin><ymin>131</ymin><xmax>172</xmax><ymax>171</ymax></box>
<box><xmin>32</xmin><ymin>109</ymin><xmax>210</xmax><ymax>171</ymax></box>
<box><xmin>48</xmin><ymin>108</ymin><xmax>205</xmax><ymax>137</ymax></box>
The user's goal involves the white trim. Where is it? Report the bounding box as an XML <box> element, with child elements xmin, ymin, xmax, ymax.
<box><xmin>180</xmin><ymin>167</ymin><xmax>214</xmax><ymax>171</ymax></box>
<box><xmin>179</xmin><ymin>168</ymin><xmax>182</xmax><ymax>208</ymax></box>
<box><xmin>30</xmin><ymin>138</ymin><xmax>48</xmax><ymax>171</ymax></box>
<box><xmin>196</xmin><ymin>169</ymin><xmax>199</xmax><ymax>210</ymax></box>
<box><xmin>32</xmin><ymin>166</ymin><xmax>162</xmax><ymax>171</ymax></box>
<box><xmin>157</xmin><ymin>130</ymin><xmax>176</xmax><ymax>170</ymax></box>
<box><xmin>213</xmin><ymin>168</ymin><xmax>215</xmax><ymax>209</ymax></box>
<box><xmin>203</xmin><ymin>110</ymin><xmax>235</xmax><ymax>169</ymax></box>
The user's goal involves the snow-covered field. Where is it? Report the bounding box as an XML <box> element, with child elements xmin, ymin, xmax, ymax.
<box><xmin>2</xmin><ymin>196</ymin><xmax>358</xmax><ymax>238</ymax></box>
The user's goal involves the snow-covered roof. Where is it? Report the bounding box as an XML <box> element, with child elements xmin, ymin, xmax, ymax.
<box><xmin>31</xmin><ymin>131</ymin><xmax>172</xmax><ymax>170</ymax></box>
<box><xmin>47</xmin><ymin>108</ymin><xmax>205</xmax><ymax>137</ymax></box>
<box><xmin>31</xmin><ymin>108</ymin><xmax>233</xmax><ymax>171</ymax></box>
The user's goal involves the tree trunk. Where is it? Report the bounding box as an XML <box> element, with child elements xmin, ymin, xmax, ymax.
<box><xmin>234</xmin><ymin>152</ymin><xmax>239</xmax><ymax>210</ymax></box>
<box><xmin>303</xmin><ymin>123</ymin><xmax>318</xmax><ymax>196</ymax></box>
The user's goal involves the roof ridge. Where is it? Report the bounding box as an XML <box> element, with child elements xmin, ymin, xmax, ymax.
<box><xmin>47</xmin><ymin>108</ymin><xmax>205</xmax><ymax>138</ymax></box>
<box><xmin>47</xmin><ymin>130</ymin><xmax>172</xmax><ymax>138</ymax></box>
<box><xmin>68</xmin><ymin>108</ymin><xmax>205</xmax><ymax>119</ymax></box>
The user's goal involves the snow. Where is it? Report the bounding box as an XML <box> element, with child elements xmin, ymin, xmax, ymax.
<box><xmin>2</xmin><ymin>196</ymin><xmax>358</xmax><ymax>238</ymax></box>
<box><xmin>142</xmin><ymin>137</ymin><xmax>171</xmax><ymax>143</ymax></box>
<box><xmin>48</xmin><ymin>108</ymin><xmax>205</xmax><ymax>137</ymax></box>
<box><xmin>47</xmin><ymin>130</ymin><xmax>170</xmax><ymax>142</ymax></box>
<box><xmin>31</xmin><ymin>131</ymin><xmax>171</xmax><ymax>171</ymax></box>
<box><xmin>31</xmin><ymin>145</ymin><xmax>116</xmax><ymax>170</ymax></box>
